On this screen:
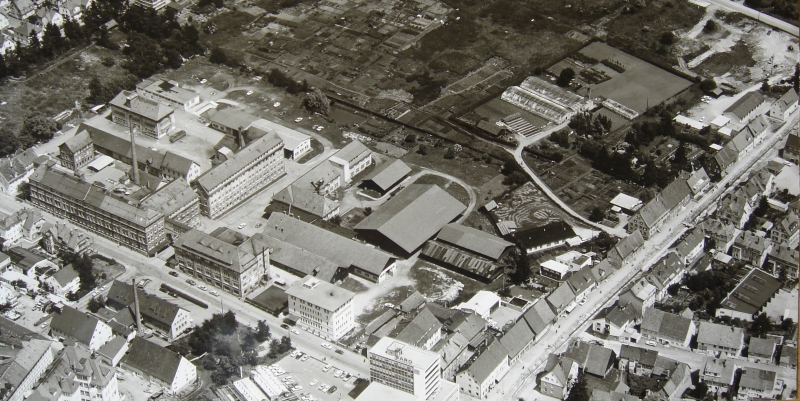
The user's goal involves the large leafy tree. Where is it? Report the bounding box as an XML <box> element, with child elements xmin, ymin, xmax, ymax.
<box><xmin>20</xmin><ymin>112</ymin><xmax>58</xmax><ymax>143</ymax></box>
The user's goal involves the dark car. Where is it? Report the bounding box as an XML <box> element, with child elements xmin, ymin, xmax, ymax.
<box><xmin>281</xmin><ymin>324</ymin><xmax>289</xmax><ymax>329</ymax></box>
<box><xmin>327</xmin><ymin>386</ymin><xmax>337</xmax><ymax>394</ymax></box>
<box><xmin>169</xmin><ymin>271</ymin><xmax>179</xmax><ymax>277</ymax></box>
<box><xmin>335</xmin><ymin>349</ymin><xmax>344</xmax><ymax>355</ymax></box>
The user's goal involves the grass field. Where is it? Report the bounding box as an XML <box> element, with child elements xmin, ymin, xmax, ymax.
<box><xmin>413</xmin><ymin>174</ymin><xmax>471</xmax><ymax>206</ymax></box>
<box><xmin>474</xmin><ymin>97</ymin><xmax>550</xmax><ymax>127</ymax></box>
<box><xmin>578</xmin><ymin>42</ymin><xmax>692</xmax><ymax>113</ymax></box>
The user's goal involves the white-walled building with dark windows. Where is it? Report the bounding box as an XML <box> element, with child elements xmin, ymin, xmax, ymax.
<box><xmin>109</xmin><ymin>91</ymin><xmax>175</xmax><ymax>139</ymax></box>
<box><xmin>286</xmin><ymin>276</ymin><xmax>355</xmax><ymax>341</ymax></box>
<box><xmin>369</xmin><ymin>337</ymin><xmax>442</xmax><ymax>400</ymax></box>
<box><xmin>328</xmin><ymin>140</ymin><xmax>372</xmax><ymax>183</ymax></box>
<box><xmin>193</xmin><ymin>133</ymin><xmax>284</xmax><ymax>219</ymax></box>
<box><xmin>135</xmin><ymin>79</ymin><xmax>200</xmax><ymax>110</ymax></box>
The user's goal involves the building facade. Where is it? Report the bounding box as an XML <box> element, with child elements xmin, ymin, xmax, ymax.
<box><xmin>286</xmin><ymin>276</ymin><xmax>355</xmax><ymax>341</ymax></box>
<box><xmin>328</xmin><ymin>140</ymin><xmax>372</xmax><ymax>183</ymax></box>
<box><xmin>173</xmin><ymin>229</ymin><xmax>271</xmax><ymax>298</ymax></box>
<box><xmin>109</xmin><ymin>91</ymin><xmax>175</xmax><ymax>139</ymax></box>
<box><xmin>193</xmin><ymin>134</ymin><xmax>284</xmax><ymax>219</ymax></box>
<box><xmin>29</xmin><ymin>165</ymin><xmax>166</xmax><ymax>255</ymax></box>
<box><xmin>58</xmin><ymin>130</ymin><xmax>94</xmax><ymax>171</ymax></box>
<box><xmin>30</xmin><ymin>345</ymin><xmax>122</xmax><ymax>401</ymax></box>
<box><xmin>369</xmin><ymin>337</ymin><xmax>441</xmax><ymax>400</ymax></box>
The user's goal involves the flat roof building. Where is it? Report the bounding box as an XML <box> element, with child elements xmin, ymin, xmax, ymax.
<box><xmin>135</xmin><ymin>79</ymin><xmax>200</xmax><ymax>110</ymax></box>
<box><xmin>716</xmin><ymin>268</ymin><xmax>781</xmax><ymax>322</ymax></box>
<box><xmin>286</xmin><ymin>276</ymin><xmax>355</xmax><ymax>341</ymax></box>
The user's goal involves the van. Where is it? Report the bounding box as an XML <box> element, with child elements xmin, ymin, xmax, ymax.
<box><xmin>274</xmin><ymin>279</ymin><xmax>286</xmax><ymax>286</ymax></box>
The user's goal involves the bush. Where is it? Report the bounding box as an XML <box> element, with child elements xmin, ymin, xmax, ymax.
<box><xmin>556</xmin><ymin>68</ymin><xmax>576</xmax><ymax>87</ymax></box>
<box><xmin>209</xmin><ymin>47</ymin><xmax>227</xmax><ymax>64</ymax></box>
<box><xmin>659</xmin><ymin>31</ymin><xmax>677</xmax><ymax>45</ymax></box>
<box><xmin>703</xmin><ymin>19</ymin><xmax>717</xmax><ymax>33</ymax></box>
<box><xmin>588</xmin><ymin>207</ymin><xmax>605</xmax><ymax>222</ymax></box>
<box><xmin>302</xmin><ymin>88</ymin><xmax>330</xmax><ymax>115</ymax></box>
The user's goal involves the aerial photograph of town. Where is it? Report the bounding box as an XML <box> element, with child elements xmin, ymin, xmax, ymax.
<box><xmin>0</xmin><ymin>0</ymin><xmax>796</xmax><ymax>400</ymax></box>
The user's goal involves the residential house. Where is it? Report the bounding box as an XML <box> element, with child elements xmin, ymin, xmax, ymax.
<box><xmin>513</xmin><ymin>221</ymin><xmax>579</xmax><ymax>254</ymax></box>
<box><xmin>105</xmin><ymin>280</ymin><xmax>192</xmax><ymax>340</ymax></box>
<box><xmin>672</xmin><ymin>228</ymin><xmax>705</xmax><ymax>266</ymax></box>
<box><xmin>522</xmin><ymin>299</ymin><xmax>557</xmax><ymax>339</ymax></box>
<box><xmin>701</xmin><ymin>357</ymin><xmax>738</xmax><ymax>394</ymax></box>
<box><xmin>119</xmin><ymin>337</ymin><xmax>197</xmax><ymax>394</ymax></box>
<box><xmin>563</xmin><ymin>340</ymin><xmax>616</xmax><ymax>378</ymax></box>
<box><xmin>730</xmin><ymin>231</ymin><xmax>773</xmax><ymax>267</ymax></box>
<box><xmin>699</xmin><ymin>218</ymin><xmax>738</xmax><ymax>253</ymax></box>
<box><xmin>97</xmin><ymin>336</ymin><xmax>129</xmax><ymax>367</ymax></box>
<box><xmin>729</xmin><ymin>127</ymin><xmax>755</xmax><ymax>157</ymax></box>
<box><xmin>498</xmin><ymin>320</ymin><xmax>534</xmax><ymax>365</ymax></box>
<box><xmin>748</xmin><ymin>337</ymin><xmax>778</xmax><ymax>364</ymax></box>
<box><xmin>716</xmin><ymin>268</ymin><xmax>781</xmax><ymax>322</ymax></box>
<box><xmin>40</xmin><ymin>222</ymin><xmax>93</xmax><ymax>255</ymax></box>
<box><xmin>0</xmin><ymin>209</ymin><xmax>45</xmax><ymax>249</ymax></box>
<box><xmin>739</xmin><ymin>367</ymin><xmax>778</xmax><ymax>400</ymax></box>
<box><xmin>739</xmin><ymin>115</ymin><xmax>770</xmax><ymax>145</ymax></box>
<box><xmin>644</xmin><ymin>252</ymin><xmax>684</xmax><ymax>302</ymax></box>
<box><xmin>606</xmin><ymin>230</ymin><xmax>645</xmax><ymax>267</ymax></box>
<box><xmin>328</xmin><ymin>140</ymin><xmax>372</xmax><ymax>183</ymax></box>
<box><xmin>30</xmin><ymin>345</ymin><xmax>121</xmax><ymax>401</ymax></box>
<box><xmin>626</xmin><ymin>178</ymin><xmax>692</xmax><ymax>239</ymax></box>
<box><xmin>58</xmin><ymin>130</ymin><xmax>95</xmax><ymax>171</ymax></box>
<box><xmin>0</xmin><ymin>149</ymin><xmax>37</xmax><ymax>195</ymax></box>
<box><xmin>455</xmin><ymin>341</ymin><xmax>509</xmax><ymax>399</ymax></box>
<box><xmin>618</xmin><ymin>278</ymin><xmax>657</xmax><ymax>315</ymax></box>
<box><xmin>640</xmin><ymin>308</ymin><xmax>696</xmax><ymax>349</ymax></box>
<box><xmin>591</xmin><ymin>303</ymin><xmax>638</xmax><ymax>340</ymax></box>
<box><xmin>696</xmin><ymin>321</ymin><xmax>745</xmax><ymax>358</ymax></box>
<box><xmin>765</xmin><ymin>243</ymin><xmax>798</xmax><ymax>279</ymax></box>
<box><xmin>722</xmin><ymin>91</ymin><xmax>768</xmax><ymax>124</ymax></box>
<box><xmin>50</xmin><ymin>306</ymin><xmax>113</xmax><ymax>351</ymax></box>
<box><xmin>779</xmin><ymin>345</ymin><xmax>796</xmax><ymax>368</ymax></box>
<box><xmin>546</xmin><ymin>282</ymin><xmax>576</xmax><ymax>316</ymax></box>
<box><xmin>392</xmin><ymin>307</ymin><xmax>443</xmax><ymax>351</ymax></box>
<box><xmin>769</xmin><ymin>89</ymin><xmax>799</xmax><ymax>121</ymax></box>
<box><xmin>709</xmin><ymin>144</ymin><xmax>739</xmax><ymax>178</ymax></box>
<box><xmin>779</xmin><ymin>134</ymin><xmax>800</xmax><ymax>164</ymax></box>
<box><xmin>679</xmin><ymin>167</ymin><xmax>711</xmax><ymax>197</ymax></box>
<box><xmin>539</xmin><ymin>354</ymin><xmax>579</xmax><ymax>400</ymax></box>
<box><xmin>566</xmin><ymin>265</ymin><xmax>596</xmax><ymax>303</ymax></box>
<box><xmin>590</xmin><ymin>390</ymin><xmax>639</xmax><ymax>401</ymax></box>
<box><xmin>42</xmin><ymin>264</ymin><xmax>80</xmax><ymax>296</ymax></box>
<box><xmin>109</xmin><ymin>91</ymin><xmax>175</xmax><ymax>139</ymax></box>
<box><xmin>433</xmin><ymin>331</ymin><xmax>472</xmax><ymax>382</ymax></box>
<box><xmin>769</xmin><ymin>212</ymin><xmax>798</xmax><ymax>247</ymax></box>
<box><xmin>618</xmin><ymin>345</ymin><xmax>659</xmax><ymax>376</ymax></box>
<box><xmin>716</xmin><ymin>190</ymin><xmax>752</xmax><ymax>229</ymax></box>
<box><xmin>645</xmin><ymin>362</ymin><xmax>692</xmax><ymax>401</ymax></box>
<box><xmin>590</xmin><ymin>259</ymin><xmax>616</xmax><ymax>282</ymax></box>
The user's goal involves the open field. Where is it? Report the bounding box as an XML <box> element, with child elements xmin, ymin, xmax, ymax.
<box><xmin>490</xmin><ymin>182</ymin><xmax>587</xmax><ymax>231</ymax></box>
<box><xmin>473</xmin><ymin>97</ymin><xmax>550</xmax><ymax>127</ymax></box>
<box><xmin>577</xmin><ymin>42</ymin><xmax>693</xmax><ymax>113</ymax></box>
<box><xmin>413</xmin><ymin>174</ymin><xmax>471</xmax><ymax>207</ymax></box>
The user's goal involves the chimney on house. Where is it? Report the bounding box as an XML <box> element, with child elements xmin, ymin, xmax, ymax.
<box><xmin>132</xmin><ymin>278</ymin><xmax>142</xmax><ymax>333</ymax></box>
<box><xmin>129</xmin><ymin>125</ymin><xmax>140</xmax><ymax>185</ymax></box>
<box><xmin>237</xmin><ymin>126</ymin><xmax>245</xmax><ymax>149</ymax></box>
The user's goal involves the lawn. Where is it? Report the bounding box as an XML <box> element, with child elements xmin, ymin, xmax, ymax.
<box><xmin>577</xmin><ymin>42</ymin><xmax>692</xmax><ymax>113</ymax></box>
<box><xmin>0</xmin><ymin>45</ymin><xmax>127</xmax><ymax>132</ymax></box>
<box><xmin>402</xmin><ymin>145</ymin><xmax>504</xmax><ymax>189</ymax></box>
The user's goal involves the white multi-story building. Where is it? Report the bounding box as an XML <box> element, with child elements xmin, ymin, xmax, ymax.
<box><xmin>286</xmin><ymin>276</ymin><xmax>355</xmax><ymax>341</ymax></box>
<box><xmin>0</xmin><ymin>338</ymin><xmax>55</xmax><ymax>401</ymax></box>
<box><xmin>328</xmin><ymin>140</ymin><xmax>372</xmax><ymax>183</ymax></box>
<box><xmin>369</xmin><ymin>337</ymin><xmax>441</xmax><ymax>400</ymax></box>
<box><xmin>193</xmin><ymin>133</ymin><xmax>284</xmax><ymax>219</ymax></box>
<box><xmin>30</xmin><ymin>345</ymin><xmax>122</xmax><ymax>401</ymax></box>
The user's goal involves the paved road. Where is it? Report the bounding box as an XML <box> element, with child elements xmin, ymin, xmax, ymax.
<box><xmin>485</xmin><ymin>110</ymin><xmax>798</xmax><ymax>401</ymax></box>
<box><xmin>707</xmin><ymin>0</ymin><xmax>798</xmax><ymax>36</ymax></box>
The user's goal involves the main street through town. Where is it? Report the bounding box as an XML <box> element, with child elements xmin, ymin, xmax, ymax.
<box><xmin>478</xmin><ymin>111</ymin><xmax>799</xmax><ymax>401</ymax></box>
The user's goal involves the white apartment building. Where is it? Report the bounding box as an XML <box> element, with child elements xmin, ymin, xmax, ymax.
<box><xmin>193</xmin><ymin>133</ymin><xmax>285</xmax><ymax>219</ymax></box>
<box><xmin>30</xmin><ymin>346</ymin><xmax>122</xmax><ymax>401</ymax></box>
<box><xmin>369</xmin><ymin>337</ymin><xmax>441</xmax><ymax>400</ymax></box>
<box><xmin>286</xmin><ymin>277</ymin><xmax>355</xmax><ymax>341</ymax></box>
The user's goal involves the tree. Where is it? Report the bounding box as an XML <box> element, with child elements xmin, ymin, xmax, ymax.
<box><xmin>750</xmin><ymin>312</ymin><xmax>772</xmax><ymax>337</ymax></box>
<box><xmin>556</xmin><ymin>67</ymin><xmax>575</xmax><ymax>87</ymax></box>
<box><xmin>672</xmin><ymin>141</ymin><xmax>688</xmax><ymax>166</ymax></box>
<box><xmin>20</xmin><ymin>112</ymin><xmax>58</xmax><ymax>143</ymax></box>
<box><xmin>444</xmin><ymin>147</ymin><xmax>456</xmax><ymax>159</ymax></box>
<box><xmin>302</xmin><ymin>88</ymin><xmax>331</xmax><ymax>115</ymax></box>
<box><xmin>122</xmin><ymin>32</ymin><xmax>162</xmax><ymax>77</ymax></box>
<box><xmin>781</xmin><ymin>318</ymin><xmax>794</xmax><ymax>331</ymax></box>
<box><xmin>60</xmin><ymin>251</ymin><xmax>96</xmax><ymax>291</ymax></box>
<box><xmin>566</xmin><ymin>372</ymin><xmax>589</xmax><ymax>401</ymax></box>
<box><xmin>88</xmin><ymin>297</ymin><xmax>105</xmax><ymax>313</ymax></box>
<box><xmin>700</xmin><ymin>79</ymin><xmax>717</xmax><ymax>92</ymax></box>
<box><xmin>417</xmin><ymin>145</ymin><xmax>427</xmax><ymax>155</ymax></box>
<box><xmin>255</xmin><ymin>320</ymin><xmax>271</xmax><ymax>342</ymax></box>
<box><xmin>62</xmin><ymin>17</ymin><xmax>84</xmax><ymax>44</ymax></box>
<box><xmin>761</xmin><ymin>80</ymin><xmax>770</xmax><ymax>92</ymax></box>
<box><xmin>11</xmin><ymin>280</ymin><xmax>26</xmax><ymax>289</ymax></box>
<box><xmin>364</xmin><ymin>207</ymin><xmax>372</xmax><ymax>216</ymax></box>
<box><xmin>703</xmin><ymin>19</ymin><xmax>717</xmax><ymax>33</ymax></box>
<box><xmin>667</xmin><ymin>283</ymin><xmax>681</xmax><ymax>296</ymax></box>
<box><xmin>209</xmin><ymin>46</ymin><xmax>228</xmax><ymax>64</ymax></box>
<box><xmin>41</xmin><ymin>23</ymin><xmax>65</xmax><ymax>59</ymax></box>
<box><xmin>588</xmin><ymin>207</ymin><xmax>605</xmax><ymax>222</ymax></box>
<box><xmin>279</xmin><ymin>335</ymin><xmax>292</xmax><ymax>353</ymax></box>
<box><xmin>0</xmin><ymin>127</ymin><xmax>19</xmax><ymax>158</ymax></box>
<box><xmin>404</xmin><ymin>134</ymin><xmax>416</xmax><ymax>143</ymax></box>
<box><xmin>508</xmin><ymin>251</ymin><xmax>532</xmax><ymax>285</ymax></box>
<box><xmin>659</xmin><ymin>31</ymin><xmax>677</xmax><ymax>45</ymax></box>
<box><xmin>550</xmin><ymin>128</ymin><xmax>571</xmax><ymax>148</ymax></box>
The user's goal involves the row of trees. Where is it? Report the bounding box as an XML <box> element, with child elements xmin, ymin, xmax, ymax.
<box><xmin>60</xmin><ymin>251</ymin><xmax>97</xmax><ymax>292</ymax></box>
<box><xmin>0</xmin><ymin>112</ymin><xmax>60</xmax><ymax>158</ymax></box>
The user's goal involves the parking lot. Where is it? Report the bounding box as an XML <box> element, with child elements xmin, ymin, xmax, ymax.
<box><xmin>273</xmin><ymin>349</ymin><xmax>362</xmax><ymax>401</ymax></box>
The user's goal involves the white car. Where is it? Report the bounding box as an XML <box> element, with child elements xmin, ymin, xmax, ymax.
<box><xmin>274</xmin><ymin>102</ymin><xmax>281</xmax><ymax>107</ymax></box>
<box><xmin>238</xmin><ymin>223</ymin><xmax>247</xmax><ymax>229</ymax></box>
<box><xmin>100</xmin><ymin>286</ymin><xmax>107</xmax><ymax>291</ymax></box>
<box><xmin>200</xmin><ymin>79</ymin><xmax>207</xmax><ymax>84</ymax></box>
<box><xmin>294</xmin><ymin>117</ymin><xmax>303</xmax><ymax>122</ymax></box>
<box><xmin>321</xmin><ymin>343</ymin><xmax>332</xmax><ymax>350</ymax></box>
<box><xmin>291</xmin><ymin>328</ymin><xmax>300</xmax><ymax>335</ymax></box>
<box><xmin>301</xmin><ymin>355</ymin><xmax>310</xmax><ymax>362</ymax></box>
<box><xmin>315</xmin><ymin>126</ymin><xmax>324</xmax><ymax>131</ymax></box>
<box><xmin>645</xmin><ymin>340</ymin><xmax>657</xmax><ymax>346</ymax></box>
<box><xmin>310</xmin><ymin>379</ymin><xmax>318</xmax><ymax>386</ymax></box>
<box><xmin>209</xmin><ymin>290</ymin><xmax>219</xmax><ymax>296</ymax></box>
<box><xmin>198</xmin><ymin>285</ymin><xmax>207</xmax><ymax>291</ymax></box>
<box><xmin>246</xmin><ymin>90</ymin><xmax>254</xmax><ymax>96</ymax></box>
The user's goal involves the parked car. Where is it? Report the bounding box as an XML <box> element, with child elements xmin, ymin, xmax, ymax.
<box><xmin>186</xmin><ymin>279</ymin><xmax>196</xmax><ymax>286</ymax></box>
<box><xmin>321</xmin><ymin>343</ymin><xmax>332</xmax><ymax>350</ymax></box>
<box><xmin>169</xmin><ymin>271</ymin><xmax>179</xmax><ymax>277</ymax></box>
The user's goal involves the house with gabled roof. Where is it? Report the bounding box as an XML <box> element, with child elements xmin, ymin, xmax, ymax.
<box><xmin>769</xmin><ymin>88</ymin><xmax>798</xmax><ymax>121</ymax></box>
<box><xmin>120</xmin><ymin>337</ymin><xmax>197</xmax><ymax>393</ymax></box>
<box><xmin>696</xmin><ymin>321</ymin><xmax>745</xmax><ymax>358</ymax></box>
<box><xmin>42</xmin><ymin>264</ymin><xmax>80</xmax><ymax>297</ymax></box>
<box><xmin>97</xmin><ymin>335</ymin><xmax>129</xmax><ymax>367</ymax></box>
<box><xmin>361</xmin><ymin>158</ymin><xmax>411</xmax><ymax>194</ymax></box>
<box><xmin>546</xmin><ymin>282</ymin><xmax>576</xmax><ymax>316</ymax></box>
<box><xmin>356</xmin><ymin>184</ymin><xmax>466</xmax><ymax>255</ymax></box>
<box><xmin>626</xmin><ymin>177</ymin><xmax>691</xmax><ymax>239</ymax></box>
<box><xmin>779</xmin><ymin>134</ymin><xmax>800</xmax><ymax>164</ymax></box>
<box><xmin>644</xmin><ymin>362</ymin><xmax>692</xmax><ymax>401</ymax></box>
<box><xmin>50</xmin><ymin>306</ymin><xmax>113</xmax><ymax>351</ymax></box>
<box><xmin>730</xmin><ymin>231</ymin><xmax>773</xmax><ymax>267</ymax></box>
<box><xmin>619</xmin><ymin>345</ymin><xmax>659</xmax><ymax>376</ymax></box>
<box><xmin>566</xmin><ymin>265</ymin><xmax>596</xmax><ymax>302</ymax></box>
<box><xmin>591</xmin><ymin>302</ymin><xmax>638</xmax><ymax>340</ymax></box>
<box><xmin>590</xmin><ymin>389</ymin><xmax>640</xmax><ymax>401</ymax></box>
<box><xmin>30</xmin><ymin>344</ymin><xmax>121</xmax><ymax>401</ymax></box>
<box><xmin>779</xmin><ymin>345</ymin><xmax>797</xmax><ymax>368</ymax></box>
<box><xmin>392</xmin><ymin>306</ymin><xmax>443</xmax><ymax>351</ymax></box>
<box><xmin>105</xmin><ymin>280</ymin><xmax>192</xmax><ymax>340</ymax></box>
<box><xmin>739</xmin><ymin>367</ymin><xmax>778</xmax><ymax>399</ymax></box>
<box><xmin>748</xmin><ymin>337</ymin><xmax>778</xmax><ymax>364</ymax></box>
<box><xmin>709</xmin><ymin>144</ymin><xmax>739</xmax><ymax>178</ymax></box>
<box><xmin>723</xmin><ymin>91</ymin><xmax>768</xmax><ymax>124</ymax></box>
<box><xmin>769</xmin><ymin>212</ymin><xmax>798</xmax><ymax>247</ymax></box>
<box><xmin>513</xmin><ymin>220</ymin><xmax>580</xmax><ymax>254</ymax></box>
<box><xmin>672</xmin><ymin>228</ymin><xmax>705</xmax><ymax>266</ymax></box>
<box><xmin>455</xmin><ymin>340</ymin><xmax>508</xmax><ymax>399</ymax></box>
<box><xmin>765</xmin><ymin>243</ymin><xmax>798</xmax><ymax>279</ymax></box>
<box><xmin>433</xmin><ymin>331</ymin><xmax>472</xmax><ymax>381</ymax></box>
<box><xmin>618</xmin><ymin>277</ymin><xmax>657</xmax><ymax>316</ymax></box>
<box><xmin>539</xmin><ymin>354</ymin><xmax>579</xmax><ymax>400</ymax></box>
<box><xmin>699</xmin><ymin>218</ymin><xmax>738</xmax><ymax>253</ymax></box>
<box><xmin>607</xmin><ymin>230</ymin><xmax>645</xmax><ymax>266</ymax></box>
<box><xmin>563</xmin><ymin>340</ymin><xmax>616</xmax><ymax>378</ymax></box>
<box><xmin>58</xmin><ymin>130</ymin><xmax>95</xmax><ymax>171</ymax></box>
<box><xmin>679</xmin><ymin>167</ymin><xmax>711</xmax><ymax>196</ymax></box>
<box><xmin>40</xmin><ymin>222</ymin><xmax>93</xmax><ymax>256</ymax></box>
<box><xmin>701</xmin><ymin>357</ymin><xmax>737</xmax><ymax>394</ymax></box>
<box><xmin>109</xmin><ymin>91</ymin><xmax>175</xmax><ymax>139</ymax></box>
<box><xmin>739</xmin><ymin>115</ymin><xmax>770</xmax><ymax>145</ymax></box>
<box><xmin>641</xmin><ymin>308</ymin><xmax>695</xmax><ymax>349</ymax></box>
<box><xmin>522</xmin><ymin>299</ymin><xmax>556</xmax><ymax>338</ymax></box>
<box><xmin>644</xmin><ymin>252</ymin><xmax>684</xmax><ymax>302</ymax></box>
<box><xmin>328</xmin><ymin>140</ymin><xmax>372</xmax><ymax>183</ymax></box>
<box><xmin>498</xmin><ymin>320</ymin><xmax>534</xmax><ymax>364</ymax></box>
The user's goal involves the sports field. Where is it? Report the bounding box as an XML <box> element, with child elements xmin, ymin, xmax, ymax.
<box><xmin>578</xmin><ymin>42</ymin><xmax>692</xmax><ymax>113</ymax></box>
